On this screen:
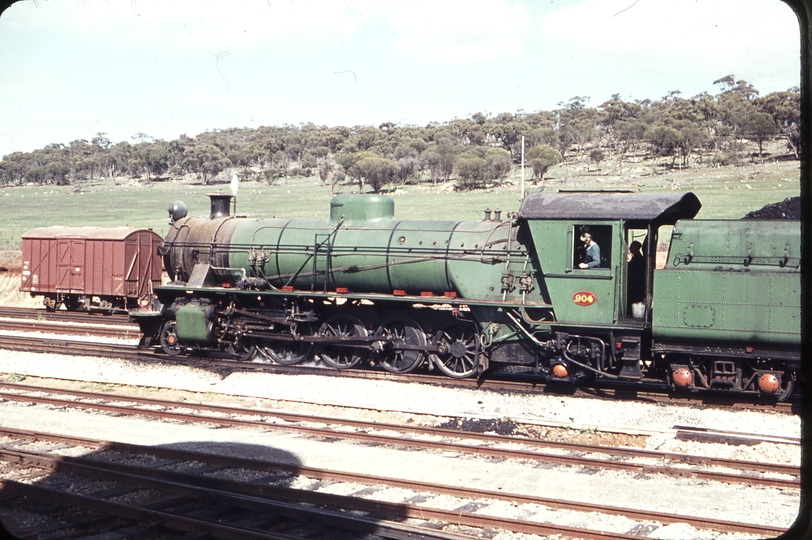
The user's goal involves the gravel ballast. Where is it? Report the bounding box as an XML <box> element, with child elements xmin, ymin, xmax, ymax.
<box><xmin>0</xmin><ymin>349</ymin><xmax>802</xmax><ymax>536</ymax></box>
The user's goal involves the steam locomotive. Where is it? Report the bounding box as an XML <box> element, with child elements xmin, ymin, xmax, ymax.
<box><xmin>130</xmin><ymin>191</ymin><xmax>800</xmax><ymax>400</ymax></box>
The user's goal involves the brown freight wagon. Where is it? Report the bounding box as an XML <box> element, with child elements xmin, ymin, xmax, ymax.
<box><xmin>20</xmin><ymin>227</ymin><xmax>164</xmax><ymax>312</ymax></box>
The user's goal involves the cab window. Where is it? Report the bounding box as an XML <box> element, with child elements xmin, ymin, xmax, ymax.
<box><xmin>574</xmin><ymin>225</ymin><xmax>612</xmax><ymax>269</ymax></box>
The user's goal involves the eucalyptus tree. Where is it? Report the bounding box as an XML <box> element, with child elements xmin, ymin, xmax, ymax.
<box><xmin>556</xmin><ymin>96</ymin><xmax>600</xmax><ymax>156</ymax></box>
<box><xmin>67</xmin><ymin>139</ymin><xmax>95</xmax><ymax>181</ymax></box>
<box><xmin>612</xmin><ymin>119</ymin><xmax>647</xmax><ymax>172</ymax></box>
<box><xmin>454</xmin><ymin>151</ymin><xmax>487</xmax><ymax>189</ymax></box>
<box><xmin>349</xmin><ymin>155</ymin><xmax>399</xmax><ymax>193</ymax></box>
<box><xmin>182</xmin><ymin>142</ymin><xmax>231</xmax><ymax>185</ymax></box>
<box><xmin>484</xmin><ymin>147</ymin><xmax>512</xmax><ymax>180</ymax></box>
<box><xmin>589</xmin><ymin>149</ymin><xmax>604</xmax><ymax>171</ymax></box>
<box><xmin>757</xmin><ymin>88</ymin><xmax>801</xmax><ymax>158</ymax></box>
<box><xmin>713</xmin><ymin>75</ymin><xmax>759</xmax><ymax>134</ymax></box>
<box><xmin>0</xmin><ymin>152</ymin><xmax>28</xmax><ymax>185</ymax></box>
<box><xmin>423</xmin><ymin>140</ymin><xmax>459</xmax><ymax>184</ymax></box>
<box><xmin>109</xmin><ymin>142</ymin><xmax>134</xmax><ymax>178</ymax></box>
<box><xmin>598</xmin><ymin>94</ymin><xmax>643</xmax><ymax>128</ymax></box>
<box><xmin>644</xmin><ymin>123</ymin><xmax>683</xmax><ymax>166</ymax></box>
<box><xmin>338</xmin><ymin>150</ymin><xmax>376</xmax><ymax>188</ymax></box>
<box><xmin>489</xmin><ymin>112</ymin><xmax>528</xmax><ymax>157</ymax></box>
<box><xmin>525</xmin><ymin>145</ymin><xmax>562</xmax><ymax>180</ymax></box>
<box><xmin>138</xmin><ymin>142</ymin><xmax>169</xmax><ymax>181</ymax></box>
<box><xmin>738</xmin><ymin>112</ymin><xmax>779</xmax><ymax>160</ymax></box>
<box><xmin>675</xmin><ymin>121</ymin><xmax>709</xmax><ymax>167</ymax></box>
<box><xmin>352</xmin><ymin>125</ymin><xmax>384</xmax><ymax>150</ymax></box>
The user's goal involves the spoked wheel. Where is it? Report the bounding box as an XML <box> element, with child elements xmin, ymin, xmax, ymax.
<box><xmin>431</xmin><ymin>321</ymin><xmax>479</xmax><ymax>378</ymax></box>
<box><xmin>318</xmin><ymin>315</ymin><xmax>368</xmax><ymax>369</ymax></box>
<box><xmin>226</xmin><ymin>341</ymin><xmax>256</xmax><ymax>362</ymax></box>
<box><xmin>376</xmin><ymin>318</ymin><xmax>427</xmax><ymax>374</ymax></box>
<box><xmin>159</xmin><ymin>321</ymin><xmax>184</xmax><ymax>356</ymax></box>
<box><xmin>255</xmin><ymin>324</ymin><xmax>314</xmax><ymax>365</ymax></box>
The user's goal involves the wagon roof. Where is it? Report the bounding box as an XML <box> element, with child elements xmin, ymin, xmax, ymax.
<box><xmin>21</xmin><ymin>226</ymin><xmax>160</xmax><ymax>240</ymax></box>
<box><xmin>519</xmin><ymin>191</ymin><xmax>702</xmax><ymax>223</ymax></box>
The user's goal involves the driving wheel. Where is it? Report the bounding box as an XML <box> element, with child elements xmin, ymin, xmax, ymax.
<box><xmin>318</xmin><ymin>315</ymin><xmax>368</xmax><ymax>369</ymax></box>
<box><xmin>255</xmin><ymin>324</ymin><xmax>314</xmax><ymax>365</ymax></box>
<box><xmin>376</xmin><ymin>318</ymin><xmax>426</xmax><ymax>374</ymax></box>
<box><xmin>431</xmin><ymin>321</ymin><xmax>479</xmax><ymax>378</ymax></box>
<box><xmin>226</xmin><ymin>341</ymin><xmax>256</xmax><ymax>361</ymax></box>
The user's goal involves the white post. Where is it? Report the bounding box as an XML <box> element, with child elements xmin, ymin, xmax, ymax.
<box><xmin>521</xmin><ymin>135</ymin><xmax>525</xmax><ymax>200</ymax></box>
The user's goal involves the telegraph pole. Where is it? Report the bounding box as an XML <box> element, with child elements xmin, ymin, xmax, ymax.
<box><xmin>521</xmin><ymin>135</ymin><xmax>525</xmax><ymax>200</ymax></box>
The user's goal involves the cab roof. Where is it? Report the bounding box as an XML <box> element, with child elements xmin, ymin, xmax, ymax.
<box><xmin>519</xmin><ymin>191</ymin><xmax>701</xmax><ymax>224</ymax></box>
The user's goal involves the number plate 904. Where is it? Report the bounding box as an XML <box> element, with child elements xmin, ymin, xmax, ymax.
<box><xmin>573</xmin><ymin>291</ymin><xmax>596</xmax><ymax>306</ymax></box>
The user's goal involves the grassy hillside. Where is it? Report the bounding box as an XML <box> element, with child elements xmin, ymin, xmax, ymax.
<box><xmin>0</xmin><ymin>158</ymin><xmax>800</xmax><ymax>251</ymax></box>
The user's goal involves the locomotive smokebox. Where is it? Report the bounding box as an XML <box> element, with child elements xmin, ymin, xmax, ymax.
<box><xmin>208</xmin><ymin>193</ymin><xmax>235</xmax><ymax>219</ymax></box>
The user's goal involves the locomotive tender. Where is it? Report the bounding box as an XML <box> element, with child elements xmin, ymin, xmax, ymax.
<box><xmin>131</xmin><ymin>191</ymin><xmax>800</xmax><ymax>400</ymax></box>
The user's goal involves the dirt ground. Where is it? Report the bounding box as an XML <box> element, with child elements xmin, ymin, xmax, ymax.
<box><xmin>0</xmin><ymin>251</ymin><xmax>40</xmax><ymax>309</ymax></box>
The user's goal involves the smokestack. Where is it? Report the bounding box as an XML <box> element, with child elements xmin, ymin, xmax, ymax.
<box><xmin>208</xmin><ymin>193</ymin><xmax>234</xmax><ymax>219</ymax></box>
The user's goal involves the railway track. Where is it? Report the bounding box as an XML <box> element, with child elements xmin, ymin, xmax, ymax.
<box><xmin>0</xmin><ymin>428</ymin><xmax>475</xmax><ymax>540</ymax></box>
<box><xmin>0</xmin><ymin>306</ymin><xmax>138</xmax><ymax>340</ymax></box>
<box><xmin>0</xmin><ymin>326</ymin><xmax>799</xmax><ymax>415</ymax></box>
<box><xmin>0</xmin><ymin>306</ymin><xmax>133</xmax><ymax>326</ymax></box>
<box><xmin>0</xmin><ymin>381</ymin><xmax>799</xmax><ymax>491</ymax></box>
<box><xmin>0</xmin><ymin>421</ymin><xmax>792</xmax><ymax>538</ymax></box>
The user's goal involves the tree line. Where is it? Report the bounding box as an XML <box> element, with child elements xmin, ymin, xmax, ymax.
<box><xmin>0</xmin><ymin>75</ymin><xmax>799</xmax><ymax>193</ymax></box>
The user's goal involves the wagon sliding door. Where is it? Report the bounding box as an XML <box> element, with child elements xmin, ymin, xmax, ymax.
<box><xmin>124</xmin><ymin>232</ymin><xmax>159</xmax><ymax>305</ymax></box>
<box><xmin>56</xmin><ymin>238</ymin><xmax>85</xmax><ymax>294</ymax></box>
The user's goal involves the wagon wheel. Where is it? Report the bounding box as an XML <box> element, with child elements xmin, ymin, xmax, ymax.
<box><xmin>43</xmin><ymin>297</ymin><xmax>58</xmax><ymax>312</ymax></box>
<box><xmin>318</xmin><ymin>315</ymin><xmax>368</xmax><ymax>369</ymax></box>
<box><xmin>431</xmin><ymin>321</ymin><xmax>479</xmax><ymax>378</ymax></box>
<box><xmin>63</xmin><ymin>296</ymin><xmax>81</xmax><ymax>311</ymax></box>
<box><xmin>376</xmin><ymin>318</ymin><xmax>426</xmax><ymax>374</ymax></box>
<box><xmin>255</xmin><ymin>324</ymin><xmax>314</xmax><ymax>365</ymax></box>
<box><xmin>159</xmin><ymin>321</ymin><xmax>184</xmax><ymax>356</ymax></box>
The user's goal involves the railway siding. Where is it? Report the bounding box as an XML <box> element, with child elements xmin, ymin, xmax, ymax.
<box><xmin>0</xmin><ymin>351</ymin><xmax>799</xmax><ymax>537</ymax></box>
<box><xmin>0</xmin><ymin>331</ymin><xmax>802</xmax><ymax>538</ymax></box>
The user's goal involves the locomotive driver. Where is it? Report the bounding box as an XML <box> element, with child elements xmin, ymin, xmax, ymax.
<box><xmin>579</xmin><ymin>232</ymin><xmax>601</xmax><ymax>269</ymax></box>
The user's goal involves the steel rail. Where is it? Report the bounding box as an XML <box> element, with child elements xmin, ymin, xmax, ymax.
<box><xmin>1</xmin><ymin>449</ymin><xmax>633</xmax><ymax>540</ymax></box>
<box><xmin>0</xmin><ymin>334</ymin><xmax>143</xmax><ymax>357</ymax></box>
<box><xmin>0</xmin><ymin>382</ymin><xmax>799</xmax><ymax>489</ymax></box>
<box><xmin>0</xmin><ymin>332</ymin><xmax>798</xmax><ymax>415</ymax></box>
<box><xmin>0</xmin><ymin>307</ymin><xmax>134</xmax><ymax>325</ymax></box>
<box><xmin>0</xmin><ymin>474</ymin><xmax>474</xmax><ymax>540</ymax></box>
<box><xmin>0</xmin><ymin>478</ymin><xmax>302</xmax><ymax>540</ymax></box>
<box><xmin>0</xmin><ymin>320</ymin><xmax>137</xmax><ymax>339</ymax></box>
<box><xmin>0</xmin><ymin>428</ymin><xmax>789</xmax><ymax>538</ymax></box>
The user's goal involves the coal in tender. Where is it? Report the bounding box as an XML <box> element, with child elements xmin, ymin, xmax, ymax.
<box><xmin>743</xmin><ymin>197</ymin><xmax>801</xmax><ymax>220</ymax></box>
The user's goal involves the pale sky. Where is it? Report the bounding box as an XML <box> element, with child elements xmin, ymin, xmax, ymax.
<box><xmin>0</xmin><ymin>0</ymin><xmax>801</xmax><ymax>158</ymax></box>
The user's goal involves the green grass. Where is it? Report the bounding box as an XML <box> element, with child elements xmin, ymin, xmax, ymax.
<box><xmin>0</xmin><ymin>159</ymin><xmax>799</xmax><ymax>250</ymax></box>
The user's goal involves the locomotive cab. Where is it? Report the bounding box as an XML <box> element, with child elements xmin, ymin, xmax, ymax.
<box><xmin>516</xmin><ymin>191</ymin><xmax>701</xmax><ymax>382</ymax></box>
<box><xmin>518</xmin><ymin>191</ymin><xmax>702</xmax><ymax>327</ymax></box>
